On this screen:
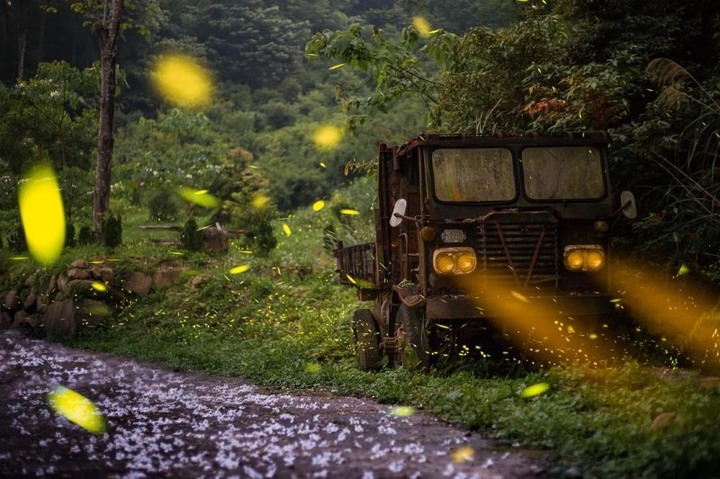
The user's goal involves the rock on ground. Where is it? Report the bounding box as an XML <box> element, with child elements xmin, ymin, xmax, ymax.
<box><xmin>0</xmin><ymin>333</ymin><xmax>548</xmax><ymax>478</ymax></box>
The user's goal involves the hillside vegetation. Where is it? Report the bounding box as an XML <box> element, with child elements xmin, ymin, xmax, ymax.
<box><xmin>1</xmin><ymin>1</ymin><xmax>720</xmax><ymax>477</ymax></box>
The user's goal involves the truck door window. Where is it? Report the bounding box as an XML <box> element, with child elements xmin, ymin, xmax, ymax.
<box><xmin>432</xmin><ymin>148</ymin><xmax>515</xmax><ymax>202</ymax></box>
<box><xmin>522</xmin><ymin>146</ymin><xmax>605</xmax><ymax>200</ymax></box>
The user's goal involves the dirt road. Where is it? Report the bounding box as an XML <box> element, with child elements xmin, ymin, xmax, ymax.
<box><xmin>0</xmin><ymin>332</ymin><xmax>548</xmax><ymax>478</ymax></box>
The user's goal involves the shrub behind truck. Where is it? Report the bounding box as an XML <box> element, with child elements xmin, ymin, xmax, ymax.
<box><xmin>336</xmin><ymin>132</ymin><xmax>637</xmax><ymax>371</ymax></box>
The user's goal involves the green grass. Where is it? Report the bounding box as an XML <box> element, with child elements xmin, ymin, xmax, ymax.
<box><xmin>7</xmin><ymin>198</ymin><xmax>720</xmax><ymax>478</ymax></box>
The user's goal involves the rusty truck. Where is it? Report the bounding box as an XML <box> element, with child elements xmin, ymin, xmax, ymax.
<box><xmin>335</xmin><ymin>132</ymin><xmax>637</xmax><ymax>371</ymax></box>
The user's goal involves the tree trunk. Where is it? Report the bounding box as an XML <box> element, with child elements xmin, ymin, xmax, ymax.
<box><xmin>16</xmin><ymin>31</ymin><xmax>26</xmax><ymax>79</ymax></box>
<box><xmin>92</xmin><ymin>0</ymin><xmax>125</xmax><ymax>241</ymax></box>
<box><xmin>4</xmin><ymin>0</ymin><xmax>29</xmax><ymax>80</ymax></box>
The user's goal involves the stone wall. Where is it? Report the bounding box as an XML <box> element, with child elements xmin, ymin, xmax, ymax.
<box><xmin>0</xmin><ymin>259</ymin><xmax>187</xmax><ymax>340</ymax></box>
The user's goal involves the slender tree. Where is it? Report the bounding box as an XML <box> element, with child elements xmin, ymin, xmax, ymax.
<box><xmin>92</xmin><ymin>0</ymin><xmax>124</xmax><ymax>240</ymax></box>
<box><xmin>0</xmin><ymin>0</ymin><xmax>39</xmax><ymax>80</ymax></box>
<box><xmin>59</xmin><ymin>0</ymin><xmax>158</xmax><ymax>239</ymax></box>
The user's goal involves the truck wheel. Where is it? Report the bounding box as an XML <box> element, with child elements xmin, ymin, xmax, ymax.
<box><xmin>353</xmin><ymin>309</ymin><xmax>382</xmax><ymax>371</ymax></box>
<box><xmin>399</xmin><ymin>304</ymin><xmax>430</xmax><ymax>371</ymax></box>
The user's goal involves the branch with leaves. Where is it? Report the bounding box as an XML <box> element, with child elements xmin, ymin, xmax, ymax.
<box><xmin>306</xmin><ymin>23</ymin><xmax>457</xmax><ymax>129</ymax></box>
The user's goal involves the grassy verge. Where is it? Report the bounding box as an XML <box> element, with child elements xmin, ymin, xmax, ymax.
<box><xmin>46</xmin><ymin>203</ymin><xmax>720</xmax><ymax>478</ymax></box>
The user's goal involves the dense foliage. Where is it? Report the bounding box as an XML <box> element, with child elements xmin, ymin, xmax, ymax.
<box><xmin>3</xmin><ymin>0</ymin><xmax>515</xmax><ymax>229</ymax></box>
<box><xmin>309</xmin><ymin>0</ymin><xmax>720</xmax><ymax>278</ymax></box>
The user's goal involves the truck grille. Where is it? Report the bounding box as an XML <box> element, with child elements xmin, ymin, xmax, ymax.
<box><xmin>476</xmin><ymin>213</ymin><xmax>559</xmax><ymax>290</ymax></box>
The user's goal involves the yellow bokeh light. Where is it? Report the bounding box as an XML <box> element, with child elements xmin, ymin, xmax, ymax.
<box><xmin>305</xmin><ymin>362</ymin><xmax>322</xmax><ymax>374</ymax></box>
<box><xmin>178</xmin><ymin>187</ymin><xmax>220</xmax><ymax>209</ymax></box>
<box><xmin>676</xmin><ymin>263</ymin><xmax>690</xmax><ymax>277</ymax></box>
<box><xmin>18</xmin><ymin>164</ymin><xmax>65</xmax><ymax>266</ymax></box>
<box><xmin>86</xmin><ymin>304</ymin><xmax>112</xmax><ymax>317</ymax></box>
<box><xmin>91</xmin><ymin>282</ymin><xmax>107</xmax><ymax>292</ymax></box>
<box><xmin>511</xmin><ymin>291</ymin><xmax>529</xmax><ymax>303</ymax></box>
<box><xmin>251</xmin><ymin>193</ymin><xmax>270</xmax><ymax>209</ymax></box>
<box><xmin>151</xmin><ymin>54</ymin><xmax>212</xmax><ymax>107</ymax></box>
<box><xmin>521</xmin><ymin>382</ymin><xmax>550</xmax><ymax>398</ymax></box>
<box><xmin>389</xmin><ymin>406</ymin><xmax>415</xmax><ymax>417</ymax></box>
<box><xmin>229</xmin><ymin>265</ymin><xmax>251</xmax><ymax>275</ymax></box>
<box><xmin>412</xmin><ymin>16</ymin><xmax>432</xmax><ymax>37</ymax></box>
<box><xmin>312</xmin><ymin>200</ymin><xmax>325</xmax><ymax>212</ymax></box>
<box><xmin>47</xmin><ymin>385</ymin><xmax>106</xmax><ymax>435</ymax></box>
<box><xmin>340</xmin><ymin>209</ymin><xmax>360</xmax><ymax>216</ymax></box>
<box><xmin>282</xmin><ymin>224</ymin><xmax>292</xmax><ymax>236</ymax></box>
<box><xmin>312</xmin><ymin>125</ymin><xmax>343</xmax><ymax>150</ymax></box>
<box><xmin>451</xmin><ymin>445</ymin><xmax>475</xmax><ymax>463</ymax></box>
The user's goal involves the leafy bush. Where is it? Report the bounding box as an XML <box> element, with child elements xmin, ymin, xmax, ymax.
<box><xmin>148</xmin><ymin>189</ymin><xmax>179</xmax><ymax>222</ymax></box>
<box><xmin>102</xmin><ymin>213</ymin><xmax>123</xmax><ymax>249</ymax></box>
<box><xmin>78</xmin><ymin>225</ymin><xmax>94</xmax><ymax>246</ymax></box>
<box><xmin>180</xmin><ymin>218</ymin><xmax>203</xmax><ymax>251</ymax></box>
<box><xmin>245</xmin><ymin>215</ymin><xmax>277</xmax><ymax>257</ymax></box>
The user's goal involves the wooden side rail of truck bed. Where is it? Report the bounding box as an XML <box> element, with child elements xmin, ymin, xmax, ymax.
<box><xmin>334</xmin><ymin>242</ymin><xmax>377</xmax><ymax>289</ymax></box>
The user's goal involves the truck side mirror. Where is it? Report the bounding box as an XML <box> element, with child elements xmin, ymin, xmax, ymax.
<box><xmin>390</xmin><ymin>199</ymin><xmax>407</xmax><ymax>227</ymax></box>
<box><xmin>620</xmin><ymin>191</ymin><xmax>637</xmax><ymax>219</ymax></box>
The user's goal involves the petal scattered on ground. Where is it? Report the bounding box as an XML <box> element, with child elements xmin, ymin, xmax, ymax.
<box><xmin>0</xmin><ymin>333</ymin><xmax>547</xmax><ymax>478</ymax></box>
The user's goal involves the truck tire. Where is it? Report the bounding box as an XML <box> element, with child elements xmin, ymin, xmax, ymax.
<box><xmin>399</xmin><ymin>304</ymin><xmax>430</xmax><ymax>371</ymax></box>
<box><xmin>353</xmin><ymin>309</ymin><xmax>382</xmax><ymax>371</ymax></box>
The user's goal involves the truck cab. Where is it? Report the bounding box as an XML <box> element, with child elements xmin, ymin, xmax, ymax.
<box><xmin>336</xmin><ymin>132</ymin><xmax>635</xmax><ymax>370</ymax></box>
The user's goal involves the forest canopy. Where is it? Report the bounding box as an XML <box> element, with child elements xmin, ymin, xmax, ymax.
<box><xmin>1</xmin><ymin>0</ymin><xmax>719</xmax><ymax>276</ymax></box>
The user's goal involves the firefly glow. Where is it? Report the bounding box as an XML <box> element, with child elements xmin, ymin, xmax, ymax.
<box><xmin>48</xmin><ymin>385</ymin><xmax>106</xmax><ymax>434</ymax></box>
<box><xmin>451</xmin><ymin>446</ymin><xmax>475</xmax><ymax>463</ymax></box>
<box><xmin>412</xmin><ymin>16</ymin><xmax>432</xmax><ymax>37</ymax></box>
<box><xmin>511</xmin><ymin>291</ymin><xmax>529</xmax><ymax>303</ymax></box>
<box><xmin>229</xmin><ymin>265</ymin><xmax>251</xmax><ymax>275</ymax></box>
<box><xmin>251</xmin><ymin>194</ymin><xmax>270</xmax><ymax>209</ymax></box>
<box><xmin>312</xmin><ymin>125</ymin><xmax>343</xmax><ymax>150</ymax></box>
<box><xmin>312</xmin><ymin>200</ymin><xmax>325</xmax><ymax>212</ymax></box>
<box><xmin>18</xmin><ymin>164</ymin><xmax>65</xmax><ymax>266</ymax></box>
<box><xmin>676</xmin><ymin>264</ymin><xmax>690</xmax><ymax>277</ymax></box>
<box><xmin>282</xmin><ymin>224</ymin><xmax>292</xmax><ymax>236</ymax></box>
<box><xmin>305</xmin><ymin>362</ymin><xmax>322</xmax><ymax>374</ymax></box>
<box><xmin>151</xmin><ymin>54</ymin><xmax>212</xmax><ymax>107</ymax></box>
<box><xmin>178</xmin><ymin>187</ymin><xmax>220</xmax><ymax>208</ymax></box>
<box><xmin>521</xmin><ymin>382</ymin><xmax>550</xmax><ymax>398</ymax></box>
<box><xmin>389</xmin><ymin>406</ymin><xmax>415</xmax><ymax>417</ymax></box>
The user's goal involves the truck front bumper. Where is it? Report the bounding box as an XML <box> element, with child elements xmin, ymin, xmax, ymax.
<box><xmin>425</xmin><ymin>293</ymin><xmax>615</xmax><ymax>320</ymax></box>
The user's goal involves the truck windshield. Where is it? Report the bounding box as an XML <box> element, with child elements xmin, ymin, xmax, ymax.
<box><xmin>432</xmin><ymin>148</ymin><xmax>515</xmax><ymax>202</ymax></box>
<box><xmin>522</xmin><ymin>146</ymin><xmax>605</xmax><ymax>200</ymax></box>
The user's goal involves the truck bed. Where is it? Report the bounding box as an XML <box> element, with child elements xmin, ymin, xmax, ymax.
<box><xmin>334</xmin><ymin>242</ymin><xmax>377</xmax><ymax>289</ymax></box>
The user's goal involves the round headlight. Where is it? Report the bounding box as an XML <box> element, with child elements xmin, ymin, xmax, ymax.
<box><xmin>565</xmin><ymin>251</ymin><xmax>585</xmax><ymax>271</ymax></box>
<box><xmin>433</xmin><ymin>247</ymin><xmax>477</xmax><ymax>275</ymax></box>
<box><xmin>586</xmin><ymin>250</ymin><xmax>605</xmax><ymax>270</ymax></box>
<box><xmin>435</xmin><ymin>254</ymin><xmax>455</xmax><ymax>274</ymax></box>
<box><xmin>456</xmin><ymin>252</ymin><xmax>477</xmax><ymax>273</ymax></box>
